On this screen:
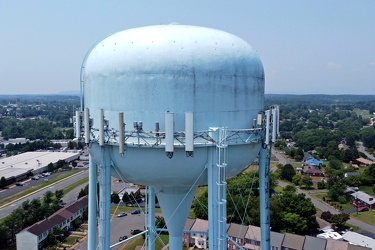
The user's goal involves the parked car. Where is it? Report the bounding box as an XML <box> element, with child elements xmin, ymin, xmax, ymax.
<box><xmin>119</xmin><ymin>235</ymin><xmax>128</xmax><ymax>241</ymax></box>
<box><xmin>130</xmin><ymin>229</ymin><xmax>142</xmax><ymax>235</ymax></box>
<box><xmin>131</xmin><ymin>209</ymin><xmax>141</xmax><ymax>215</ymax></box>
<box><xmin>31</xmin><ymin>176</ymin><xmax>39</xmax><ymax>180</ymax></box>
<box><xmin>358</xmin><ymin>206</ymin><xmax>369</xmax><ymax>212</ymax></box>
<box><xmin>117</xmin><ymin>212</ymin><xmax>127</xmax><ymax>217</ymax></box>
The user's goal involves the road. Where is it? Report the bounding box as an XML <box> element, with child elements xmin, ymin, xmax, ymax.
<box><xmin>0</xmin><ymin>169</ymin><xmax>89</xmax><ymax>218</ymax></box>
<box><xmin>357</xmin><ymin>141</ymin><xmax>375</xmax><ymax>161</ymax></box>
<box><xmin>73</xmin><ymin>213</ymin><xmax>146</xmax><ymax>250</ymax></box>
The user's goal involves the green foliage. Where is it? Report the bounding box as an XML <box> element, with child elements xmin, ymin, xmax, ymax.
<box><xmin>317</xmin><ymin>181</ymin><xmax>326</xmax><ymax>189</ymax></box>
<box><xmin>280</xmin><ymin>164</ymin><xmax>296</xmax><ymax>182</ymax></box>
<box><xmin>111</xmin><ymin>192</ymin><xmax>120</xmax><ymax>204</ymax></box>
<box><xmin>155</xmin><ymin>216</ymin><xmax>167</xmax><ymax>229</ymax></box>
<box><xmin>78</xmin><ymin>185</ymin><xmax>89</xmax><ymax>199</ymax></box>
<box><xmin>283</xmin><ymin>185</ymin><xmax>297</xmax><ymax>193</ymax></box>
<box><xmin>0</xmin><ymin>190</ymin><xmax>65</xmax><ymax>244</ymax></box>
<box><xmin>0</xmin><ymin>176</ymin><xmax>7</xmax><ymax>188</ymax></box>
<box><xmin>193</xmin><ymin>170</ymin><xmax>318</xmax><ymax>235</ymax></box>
<box><xmin>192</xmin><ymin>189</ymin><xmax>208</xmax><ymax>220</ymax></box>
<box><xmin>361</xmin><ymin>126</ymin><xmax>375</xmax><ymax>149</ymax></box>
<box><xmin>48</xmin><ymin>162</ymin><xmax>55</xmax><ymax>172</ymax></box>
<box><xmin>271</xmin><ymin>191</ymin><xmax>318</xmax><ymax>235</ymax></box>
<box><xmin>320</xmin><ymin>211</ymin><xmax>350</xmax><ymax>227</ymax></box>
<box><xmin>292</xmin><ymin>174</ymin><xmax>302</xmax><ymax>186</ymax></box>
<box><xmin>300</xmin><ymin>175</ymin><xmax>313</xmax><ymax>190</ymax></box>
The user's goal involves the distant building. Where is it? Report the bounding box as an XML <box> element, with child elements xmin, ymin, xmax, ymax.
<box><xmin>350</xmin><ymin>191</ymin><xmax>375</xmax><ymax>209</ymax></box>
<box><xmin>342</xmin><ymin>231</ymin><xmax>375</xmax><ymax>249</ymax></box>
<box><xmin>355</xmin><ymin>157</ymin><xmax>373</xmax><ymax>167</ymax></box>
<box><xmin>303</xmin><ymin>165</ymin><xmax>324</xmax><ymax>177</ymax></box>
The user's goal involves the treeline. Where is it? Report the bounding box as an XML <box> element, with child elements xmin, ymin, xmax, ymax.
<box><xmin>0</xmin><ymin>190</ymin><xmax>65</xmax><ymax>247</ymax></box>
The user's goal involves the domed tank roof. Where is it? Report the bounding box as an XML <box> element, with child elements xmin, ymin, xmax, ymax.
<box><xmin>83</xmin><ymin>24</ymin><xmax>264</xmax><ymax>132</ymax></box>
<box><xmin>85</xmin><ymin>24</ymin><xmax>263</xmax><ymax>77</ymax></box>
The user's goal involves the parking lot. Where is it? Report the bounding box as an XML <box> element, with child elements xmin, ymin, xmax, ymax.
<box><xmin>74</xmin><ymin>212</ymin><xmax>146</xmax><ymax>249</ymax></box>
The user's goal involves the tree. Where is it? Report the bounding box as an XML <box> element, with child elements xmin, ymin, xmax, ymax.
<box><xmin>0</xmin><ymin>176</ymin><xmax>6</xmax><ymax>188</ymax></box>
<box><xmin>192</xmin><ymin>189</ymin><xmax>208</xmax><ymax>220</ymax></box>
<box><xmin>72</xmin><ymin>161</ymin><xmax>77</xmax><ymax>168</ymax></box>
<box><xmin>111</xmin><ymin>192</ymin><xmax>120</xmax><ymax>204</ymax></box>
<box><xmin>292</xmin><ymin>174</ymin><xmax>302</xmax><ymax>186</ymax></box>
<box><xmin>280</xmin><ymin>164</ymin><xmax>296</xmax><ymax>182</ymax></box>
<box><xmin>283</xmin><ymin>185</ymin><xmax>296</xmax><ymax>193</ymax></box>
<box><xmin>155</xmin><ymin>216</ymin><xmax>167</xmax><ymax>230</ymax></box>
<box><xmin>271</xmin><ymin>192</ymin><xmax>319</xmax><ymax>235</ymax></box>
<box><xmin>300</xmin><ymin>175</ymin><xmax>313</xmax><ymax>190</ymax></box>
<box><xmin>48</xmin><ymin>162</ymin><xmax>54</xmax><ymax>172</ymax></box>
<box><xmin>78</xmin><ymin>185</ymin><xmax>89</xmax><ymax>199</ymax></box>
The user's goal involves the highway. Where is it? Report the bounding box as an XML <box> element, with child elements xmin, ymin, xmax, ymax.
<box><xmin>0</xmin><ymin>169</ymin><xmax>89</xmax><ymax>218</ymax></box>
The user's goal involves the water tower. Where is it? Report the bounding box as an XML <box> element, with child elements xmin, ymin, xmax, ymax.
<box><xmin>76</xmin><ymin>24</ymin><xmax>278</xmax><ymax>250</ymax></box>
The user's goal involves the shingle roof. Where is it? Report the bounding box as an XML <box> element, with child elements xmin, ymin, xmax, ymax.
<box><xmin>184</xmin><ymin>218</ymin><xmax>195</xmax><ymax>230</ymax></box>
<box><xmin>23</xmin><ymin>196</ymin><xmax>88</xmax><ymax>236</ymax></box>
<box><xmin>191</xmin><ymin>218</ymin><xmax>208</xmax><ymax>231</ymax></box>
<box><xmin>271</xmin><ymin>231</ymin><xmax>284</xmax><ymax>248</ymax></box>
<box><xmin>227</xmin><ymin>223</ymin><xmax>248</xmax><ymax>239</ymax></box>
<box><xmin>325</xmin><ymin>238</ymin><xmax>349</xmax><ymax>250</ymax></box>
<box><xmin>282</xmin><ymin>233</ymin><xmax>305</xmax><ymax>250</ymax></box>
<box><xmin>303</xmin><ymin>235</ymin><xmax>326</xmax><ymax>250</ymax></box>
<box><xmin>245</xmin><ymin>225</ymin><xmax>261</xmax><ymax>242</ymax></box>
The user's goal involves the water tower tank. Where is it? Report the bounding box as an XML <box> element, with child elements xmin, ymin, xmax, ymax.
<box><xmin>83</xmin><ymin>24</ymin><xmax>264</xmax><ymax>249</ymax></box>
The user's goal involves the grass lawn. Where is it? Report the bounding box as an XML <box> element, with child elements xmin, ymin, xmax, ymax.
<box><xmin>121</xmin><ymin>234</ymin><xmax>169</xmax><ymax>250</ymax></box>
<box><xmin>309</xmin><ymin>192</ymin><xmax>353</xmax><ymax>210</ymax></box>
<box><xmin>350</xmin><ymin>210</ymin><xmax>375</xmax><ymax>226</ymax></box>
<box><xmin>359</xmin><ymin>186</ymin><xmax>375</xmax><ymax>196</ymax></box>
<box><xmin>354</xmin><ymin>109</ymin><xmax>371</xmax><ymax>119</ymax></box>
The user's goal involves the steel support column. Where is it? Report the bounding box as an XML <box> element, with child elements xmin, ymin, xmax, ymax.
<box><xmin>147</xmin><ymin>186</ymin><xmax>156</xmax><ymax>250</ymax></box>
<box><xmin>259</xmin><ymin>145</ymin><xmax>271</xmax><ymax>250</ymax></box>
<box><xmin>88</xmin><ymin>154</ymin><xmax>98</xmax><ymax>250</ymax></box>
<box><xmin>99</xmin><ymin>146</ymin><xmax>111</xmax><ymax>250</ymax></box>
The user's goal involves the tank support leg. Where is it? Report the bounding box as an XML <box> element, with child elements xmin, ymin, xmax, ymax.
<box><xmin>259</xmin><ymin>145</ymin><xmax>271</xmax><ymax>250</ymax></box>
<box><xmin>147</xmin><ymin>186</ymin><xmax>156</xmax><ymax>250</ymax></box>
<box><xmin>99</xmin><ymin>146</ymin><xmax>111</xmax><ymax>250</ymax></box>
<box><xmin>88</xmin><ymin>154</ymin><xmax>98</xmax><ymax>250</ymax></box>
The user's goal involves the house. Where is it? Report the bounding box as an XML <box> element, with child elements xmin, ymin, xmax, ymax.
<box><xmin>271</xmin><ymin>231</ymin><xmax>285</xmax><ymax>250</ymax></box>
<box><xmin>243</xmin><ymin>225</ymin><xmax>261</xmax><ymax>250</ymax></box>
<box><xmin>227</xmin><ymin>223</ymin><xmax>248</xmax><ymax>249</ymax></box>
<box><xmin>281</xmin><ymin>233</ymin><xmax>305</xmax><ymax>250</ymax></box>
<box><xmin>342</xmin><ymin>231</ymin><xmax>375</xmax><ymax>250</ymax></box>
<box><xmin>350</xmin><ymin>191</ymin><xmax>375</xmax><ymax>209</ymax></box>
<box><xmin>303</xmin><ymin>235</ymin><xmax>326</xmax><ymax>250</ymax></box>
<box><xmin>182</xmin><ymin>218</ymin><xmax>196</xmax><ymax>248</ymax></box>
<box><xmin>190</xmin><ymin>218</ymin><xmax>209</xmax><ymax>249</ymax></box>
<box><xmin>16</xmin><ymin>196</ymin><xmax>88</xmax><ymax>250</ymax></box>
<box><xmin>355</xmin><ymin>157</ymin><xmax>373</xmax><ymax>167</ymax></box>
<box><xmin>303</xmin><ymin>165</ymin><xmax>324</xmax><ymax>177</ymax></box>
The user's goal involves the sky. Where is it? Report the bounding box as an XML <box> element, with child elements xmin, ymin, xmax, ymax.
<box><xmin>0</xmin><ymin>1</ymin><xmax>374</xmax><ymax>95</ymax></box>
